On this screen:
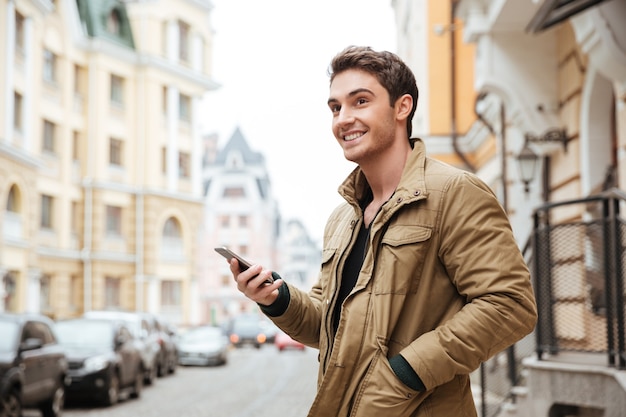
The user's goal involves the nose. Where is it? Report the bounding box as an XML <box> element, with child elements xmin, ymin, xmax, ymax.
<box><xmin>335</xmin><ymin>107</ymin><xmax>355</xmax><ymax>128</ymax></box>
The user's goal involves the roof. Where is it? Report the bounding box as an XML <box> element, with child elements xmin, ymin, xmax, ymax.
<box><xmin>214</xmin><ymin>127</ymin><xmax>266</xmax><ymax>165</ymax></box>
<box><xmin>75</xmin><ymin>0</ymin><xmax>135</xmax><ymax>49</ymax></box>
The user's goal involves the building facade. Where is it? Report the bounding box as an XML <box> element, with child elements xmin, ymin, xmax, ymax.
<box><xmin>198</xmin><ymin>127</ymin><xmax>320</xmax><ymax>326</ymax></box>
<box><xmin>393</xmin><ymin>0</ymin><xmax>626</xmax><ymax>415</ymax></box>
<box><xmin>0</xmin><ymin>0</ymin><xmax>218</xmax><ymax>325</ymax></box>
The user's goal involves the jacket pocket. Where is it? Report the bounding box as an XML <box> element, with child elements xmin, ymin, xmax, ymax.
<box><xmin>349</xmin><ymin>344</ymin><xmax>429</xmax><ymax>417</ymax></box>
<box><xmin>375</xmin><ymin>225</ymin><xmax>432</xmax><ymax>294</ymax></box>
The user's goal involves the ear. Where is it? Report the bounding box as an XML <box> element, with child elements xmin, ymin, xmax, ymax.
<box><xmin>395</xmin><ymin>94</ymin><xmax>413</xmax><ymax>122</ymax></box>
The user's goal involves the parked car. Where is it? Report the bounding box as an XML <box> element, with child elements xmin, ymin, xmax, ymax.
<box><xmin>177</xmin><ymin>326</ymin><xmax>229</xmax><ymax>366</ymax></box>
<box><xmin>146</xmin><ymin>314</ymin><xmax>178</xmax><ymax>376</ymax></box>
<box><xmin>83</xmin><ymin>311</ymin><xmax>160</xmax><ymax>385</ymax></box>
<box><xmin>0</xmin><ymin>313</ymin><xmax>67</xmax><ymax>417</ymax></box>
<box><xmin>259</xmin><ymin>319</ymin><xmax>279</xmax><ymax>344</ymax></box>
<box><xmin>55</xmin><ymin>318</ymin><xmax>143</xmax><ymax>406</ymax></box>
<box><xmin>228</xmin><ymin>315</ymin><xmax>267</xmax><ymax>349</ymax></box>
<box><xmin>275</xmin><ymin>331</ymin><xmax>306</xmax><ymax>352</ymax></box>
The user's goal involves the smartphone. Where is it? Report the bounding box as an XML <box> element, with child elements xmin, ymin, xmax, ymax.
<box><xmin>214</xmin><ymin>246</ymin><xmax>274</xmax><ymax>284</ymax></box>
<box><xmin>214</xmin><ymin>246</ymin><xmax>252</xmax><ymax>271</ymax></box>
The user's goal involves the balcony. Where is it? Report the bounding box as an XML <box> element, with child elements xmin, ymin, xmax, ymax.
<box><xmin>478</xmin><ymin>188</ymin><xmax>626</xmax><ymax>417</ymax></box>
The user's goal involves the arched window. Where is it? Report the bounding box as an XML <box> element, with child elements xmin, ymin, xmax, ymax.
<box><xmin>161</xmin><ymin>217</ymin><xmax>184</xmax><ymax>260</ymax></box>
<box><xmin>107</xmin><ymin>9</ymin><xmax>121</xmax><ymax>35</ymax></box>
<box><xmin>4</xmin><ymin>185</ymin><xmax>22</xmax><ymax>239</ymax></box>
<box><xmin>163</xmin><ymin>217</ymin><xmax>182</xmax><ymax>238</ymax></box>
<box><xmin>6</xmin><ymin>185</ymin><xmax>20</xmax><ymax>212</ymax></box>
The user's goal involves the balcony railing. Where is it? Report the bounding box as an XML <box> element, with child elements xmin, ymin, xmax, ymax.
<box><xmin>477</xmin><ymin>188</ymin><xmax>626</xmax><ymax>417</ymax></box>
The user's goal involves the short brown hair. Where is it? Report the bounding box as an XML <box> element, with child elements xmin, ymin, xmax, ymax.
<box><xmin>328</xmin><ymin>46</ymin><xmax>419</xmax><ymax>138</ymax></box>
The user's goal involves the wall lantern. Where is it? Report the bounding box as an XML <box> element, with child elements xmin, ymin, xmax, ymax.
<box><xmin>516</xmin><ymin>140</ymin><xmax>540</xmax><ymax>194</ymax></box>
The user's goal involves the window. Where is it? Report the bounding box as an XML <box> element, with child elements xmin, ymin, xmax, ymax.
<box><xmin>3</xmin><ymin>272</ymin><xmax>18</xmax><ymax>312</ymax></box>
<box><xmin>7</xmin><ymin>185</ymin><xmax>20</xmax><ymax>212</ymax></box>
<box><xmin>109</xmin><ymin>138</ymin><xmax>123</xmax><ymax>166</ymax></box>
<box><xmin>178</xmin><ymin>20</ymin><xmax>190</xmax><ymax>62</ymax></box>
<box><xmin>164</xmin><ymin>217</ymin><xmax>182</xmax><ymax>238</ymax></box>
<box><xmin>179</xmin><ymin>93</ymin><xmax>191</xmax><ymax>122</ymax></box>
<box><xmin>162</xmin><ymin>86</ymin><xmax>168</xmax><ymax>115</ymax></box>
<box><xmin>238</xmin><ymin>215</ymin><xmax>248</xmax><ymax>227</ymax></box>
<box><xmin>73</xmin><ymin>64</ymin><xmax>84</xmax><ymax>96</ymax></box>
<box><xmin>106</xmin><ymin>9</ymin><xmax>121</xmax><ymax>35</ymax></box>
<box><xmin>69</xmin><ymin>274</ymin><xmax>80</xmax><ymax>311</ymax></box>
<box><xmin>221</xmin><ymin>274</ymin><xmax>230</xmax><ymax>287</ymax></box>
<box><xmin>40</xmin><ymin>274</ymin><xmax>52</xmax><ymax>312</ymax></box>
<box><xmin>219</xmin><ymin>215</ymin><xmax>230</xmax><ymax>227</ymax></box>
<box><xmin>43</xmin><ymin>49</ymin><xmax>57</xmax><ymax>83</ymax></box>
<box><xmin>178</xmin><ymin>152</ymin><xmax>190</xmax><ymax>178</ymax></box>
<box><xmin>223</xmin><ymin>187</ymin><xmax>245</xmax><ymax>198</ymax></box>
<box><xmin>70</xmin><ymin>202</ymin><xmax>80</xmax><ymax>234</ymax></box>
<box><xmin>162</xmin><ymin>217</ymin><xmax>184</xmax><ymax>260</ymax></box>
<box><xmin>110</xmin><ymin>74</ymin><xmax>124</xmax><ymax>106</ymax></box>
<box><xmin>42</xmin><ymin>120</ymin><xmax>55</xmax><ymax>153</ymax></box>
<box><xmin>41</xmin><ymin>195</ymin><xmax>53</xmax><ymax>229</ymax></box>
<box><xmin>15</xmin><ymin>12</ymin><xmax>25</xmax><ymax>51</ymax></box>
<box><xmin>161</xmin><ymin>280</ymin><xmax>181</xmax><ymax>308</ymax></box>
<box><xmin>104</xmin><ymin>277</ymin><xmax>121</xmax><ymax>308</ymax></box>
<box><xmin>72</xmin><ymin>131</ymin><xmax>80</xmax><ymax>160</ymax></box>
<box><xmin>13</xmin><ymin>92</ymin><xmax>22</xmax><ymax>131</ymax></box>
<box><xmin>161</xmin><ymin>147</ymin><xmax>167</xmax><ymax>173</ymax></box>
<box><xmin>105</xmin><ymin>205</ymin><xmax>122</xmax><ymax>235</ymax></box>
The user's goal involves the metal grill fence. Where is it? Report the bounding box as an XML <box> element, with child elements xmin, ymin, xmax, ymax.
<box><xmin>478</xmin><ymin>188</ymin><xmax>626</xmax><ymax>417</ymax></box>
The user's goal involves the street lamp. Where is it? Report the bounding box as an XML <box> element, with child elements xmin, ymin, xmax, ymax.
<box><xmin>516</xmin><ymin>141</ymin><xmax>539</xmax><ymax>194</ymax></box>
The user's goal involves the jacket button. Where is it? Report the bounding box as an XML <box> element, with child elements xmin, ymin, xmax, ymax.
<box><xmin>396</xmin><ymin>197</ymin><xmax>403</xmax><ymax>203</ymax></box>
<box><xmin>414</xmin><ymin>190</ymin><xmax>421</xmax><ymax>196</ymax></box>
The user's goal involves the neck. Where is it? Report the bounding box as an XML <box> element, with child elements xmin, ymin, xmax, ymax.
<box><xmin>361</xmin><ymin>140</ymin><xmax>411</xmax><ymax>204</ymax></box>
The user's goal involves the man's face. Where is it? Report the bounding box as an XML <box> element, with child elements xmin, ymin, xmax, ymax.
<box><xmin>327</xmin><ymin>69</ymin><xmax>396</xmax><ymax>166</ymax></box>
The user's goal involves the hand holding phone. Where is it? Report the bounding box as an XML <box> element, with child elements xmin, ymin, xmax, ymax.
<box><xmin>214</xmin><ymin>246</ymin><xmax>274</xmax><ymax>284</ymax></box>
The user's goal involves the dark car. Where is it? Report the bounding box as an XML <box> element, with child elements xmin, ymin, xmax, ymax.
<box><xmin>0</xmin><ymin>312</ymin><xmax>67</xmax><ymax>417</ymax></box>
<box><xmin>228</xmin><ymin>316</ymin><xmax>267</xmax><ymax>349</ymax></box>
<box><xmin>55</xmin><ymin>318</ymin><xmax>143</xmax><ymax>406</ymax></box>
<box><xmin>83</xmin><ymin>311</ymin><xmax>160</xmax><ymax>385</ymax></box>
<box><xmin>143</xmin><ymin>314</ymin><xmax>177</xmax><ymax>376</ymax></box>
<box><xmin>177</xmin><ymin>326</ymin><xmax>229</xmax><ymax>366</ymax></box>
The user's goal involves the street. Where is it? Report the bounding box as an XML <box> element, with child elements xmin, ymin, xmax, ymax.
<box><xmin>27</xmin><ymin>345</ymin><xmax>318</xmax><ymax>417</ymax></box>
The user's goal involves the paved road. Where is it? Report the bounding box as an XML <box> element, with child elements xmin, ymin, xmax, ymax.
<box><xmin>26</xmin><ymin>345</ymin><xmax>318</xmax><ymax>417</ymax></box>
<box><xmin>24</xmin><ymin>344</ymin><xmax>488</xmax><ymax>416</ymax></box>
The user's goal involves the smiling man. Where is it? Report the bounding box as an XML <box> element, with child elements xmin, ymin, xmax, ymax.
<box><xmin>229</xmin><ymin>46</ymin><xmax>537</xmax><ymax>417</ymax></box>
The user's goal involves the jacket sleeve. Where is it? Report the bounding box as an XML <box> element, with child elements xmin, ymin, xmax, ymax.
<box><xmin>262</xmin><ymin>278</ymin><xmax>325</xmax><ymax>348</ymax></box>
<box><xmin>400</xmin><ymin>172</ymin><xmax>538</xmax><ymax>390</ymax></box>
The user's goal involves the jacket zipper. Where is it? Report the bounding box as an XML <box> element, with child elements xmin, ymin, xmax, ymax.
<box><xmin>320</xmin><ymin>200</ymin><xmax>387</xmax><ymax>373</ymax></box>
<box><xmin>321</xmin><ymin>215</ymin><xmax>361</xmax><ymax>372</ymax></box>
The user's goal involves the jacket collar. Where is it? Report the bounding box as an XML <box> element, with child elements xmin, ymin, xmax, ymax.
<box><xmin>337</xmin><ymin>138</ymin><xmax>428</xmax><ymax>210</ymax></box>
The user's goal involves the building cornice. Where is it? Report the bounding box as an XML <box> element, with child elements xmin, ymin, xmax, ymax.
<box><xmin>0</xmin><ymin>142</ymin><xmax>41</xmax><ymax>169</ymax></box>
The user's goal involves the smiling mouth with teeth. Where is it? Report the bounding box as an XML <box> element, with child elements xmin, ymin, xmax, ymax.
<box><xmin>344</xmin><ymin>132</ymin><xmax>365</xmax><ymax>141</ymax></box>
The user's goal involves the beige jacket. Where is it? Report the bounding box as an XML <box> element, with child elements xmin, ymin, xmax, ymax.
<box><xmin>269</xmin><ymin>139</ymin><xmax>537</xmax><ymax>417</ymax></box>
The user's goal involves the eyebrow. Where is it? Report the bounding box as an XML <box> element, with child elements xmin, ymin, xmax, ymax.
<box><xmin>327</xmin><ymin>88</ymin><xmax>375</xmax><ymax>106</ymax></box>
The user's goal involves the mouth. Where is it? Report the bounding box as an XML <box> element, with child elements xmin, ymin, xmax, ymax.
<box><xmin>343</xmin><ymin>132</ymin><xmax>365</xmax><ymax>141</ymax></box>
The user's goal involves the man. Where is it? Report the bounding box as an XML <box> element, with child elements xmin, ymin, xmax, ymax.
<box><xmin>230</xmin><ymin>46</ymin><xmax>537</xmax><ymax>416</ymax></box>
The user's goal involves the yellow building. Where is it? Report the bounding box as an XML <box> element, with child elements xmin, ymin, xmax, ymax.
<box><xmin>0</xmin><ymin>0</ymin><xmax>218</xmax><ymax>325</ymax></box>
<box><xmin>393</xmin><ymin>0</ymin><xmax>480</xmax><ymax>172</ymax></box>
<box><xmin>393</xmin><ymin>0</ymin><xmax>626</xmax><ymax>415</ymax></box>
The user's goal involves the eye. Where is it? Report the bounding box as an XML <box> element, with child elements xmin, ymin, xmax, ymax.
<box><xmin>329</xmin><ymin>104</ymin><xmax>341</xmax><ymax>113</ymax></box>
<box><xmin>356</xmin><ymin>98</ymin><xmax>368</xmax><ymax>106</ymax></box>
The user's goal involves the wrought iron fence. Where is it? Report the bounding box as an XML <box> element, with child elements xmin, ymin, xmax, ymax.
<box><xmin>478</xmin><ymin>188</ymin><xmax>626</xmax><ymax>417</ymax></box>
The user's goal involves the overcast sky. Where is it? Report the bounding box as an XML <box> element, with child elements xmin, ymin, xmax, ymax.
<box><xmin>201</xmin><ymin>0</ymin><xmax>397</xmax><ymax>242</ymax></box>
